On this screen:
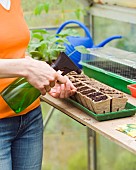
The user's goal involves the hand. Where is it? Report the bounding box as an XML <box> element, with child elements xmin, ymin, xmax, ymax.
<box><xmin>24</xmin><ymin>56</ymin><xmax>67</xmax><ymax>95</ymax></box>
<box><xmin>48</xmin><ymin>76</ymin><xmax>77</xmax><ymax>98</ymax></box>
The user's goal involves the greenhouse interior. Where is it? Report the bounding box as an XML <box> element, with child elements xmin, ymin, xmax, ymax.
<box><xmin>22</xmin><ymin>0</ymin><xmax>136</xmax><ymax>170</ymax></box>
<box><xmin>0</xmin><ymin>0</ymin><xmax>136</xmax><ymax>170</ymax></box>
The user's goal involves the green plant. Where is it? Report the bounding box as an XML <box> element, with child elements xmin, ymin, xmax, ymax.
<box><xmin>28</xmin><ymin>28</ymin><xmax>90</xmax><ymax>65</ymax></box>
<box><xmin>33</xmin><ymin>0</ymin><xmax>87</xmax><ymax>21</ymax></box>
<box><xmin>28</xmin><ymin>29</ymin><xmax>69</xmax><ymax>64</ymax></box>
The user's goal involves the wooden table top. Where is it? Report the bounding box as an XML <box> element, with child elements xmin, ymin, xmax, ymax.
<box><xmin>40</xmin><ymin>93</ymin><xmax>136</xmax><ymax>155</ymax></box>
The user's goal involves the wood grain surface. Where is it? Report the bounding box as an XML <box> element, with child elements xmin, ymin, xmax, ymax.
<box><xmin>94</xmin><ymin>0</ymin><xmax>136</xmax><ymax>8</ymax></box>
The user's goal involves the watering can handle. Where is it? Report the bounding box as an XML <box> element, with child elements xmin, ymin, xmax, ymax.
<box><xmin>56</xmin><ymin>20</ymin><xmax>92</xmax><ymax>39</ymax></box>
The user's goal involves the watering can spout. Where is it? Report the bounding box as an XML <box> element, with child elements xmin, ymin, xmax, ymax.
<box><xmin>95</xmin><ymin>35</ymin><xmax>122</xmax><ymax>47</ymax></box>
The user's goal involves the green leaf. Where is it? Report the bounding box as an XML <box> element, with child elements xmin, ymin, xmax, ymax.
<box><xmin>55</xmin><ymin>37</ymin><xmax>69</xmax><ymax>44</ymax></box>
<box><xmin>32</xmin><ymin>29</ymin><xmax>48</xmax><ymax>34</ymax></box>
<box><xmin>34</xmin><ymin>3</ymin><xmax>50</xmax><ymax>15</ymax></box>
<box><xmin>75</xmin><ymin>45</ymin><xmax>90</xmax><ymax>54</ymax></box>
<box><xmin>32</xmin><ymin>33</ymin><xmax>43</xmax><ymax>41</ymax></box>
<box><xmin>29</xmin><ymin>43</ymin><xmax>41</xmax><ymax>49</ymax></box>
<box><xmin>34</xmin><ymin>4</ymin><xmax>44</xmax><ymax>15</ymax></box>
<box><xmin>54</xmin><ymin>46</ymin><xmax>66</xmax><ymax>52</ymax></box>
<box><xmin>44</xmin><ymin>3</ymin><xmax>50</xmax><ymax>13</ymax></box>
<box><xmin>57</xmin><ymin>29</ymin><xmax>80</xmax><ymax>37</ymax></box>
<box><xmin>74</xmin><ymin>9</ymin><xmax>81</xmax><ymax>20</ymax></box>
<box><xmin>30</xmin><ymin>51</ymin><xmax>44</xmax><ymax>60</ymax></box>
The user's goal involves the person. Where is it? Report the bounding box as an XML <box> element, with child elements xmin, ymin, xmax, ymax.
<box><xmin>0</xmin><ymin>1</ymin><xmax>76</xmax><ymax>170</ymax></box>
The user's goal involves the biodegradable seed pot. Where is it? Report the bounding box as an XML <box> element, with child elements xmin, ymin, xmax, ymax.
<box><xmin>66</xmin><ymin>71</ymin><xmax>136</xmax><ymax>121</ymax></box>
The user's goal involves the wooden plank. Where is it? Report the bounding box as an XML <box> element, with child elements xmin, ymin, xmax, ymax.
<box><xmin>93</xmin><ymin>116</ymin><xmax>136</xmax><ymax>154</ymax></box>
<box><xmin>40</xmin><ymin>93</ymin><xmax>136</xmax><ymax>155</ymax></box>
<box><xmin>94</xmin><ymin>0</ymin><xmax>136</xmax><ymax>8</ymax></box>
<box><xmin>41</xmin><ymin>94</ymin><xmax>97</xmax><ymax>125</ymax></box>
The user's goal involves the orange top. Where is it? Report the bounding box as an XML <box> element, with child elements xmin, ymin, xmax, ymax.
<box><xmin>0</xmin><ymin>0</ymin><xmax>40</xmax><ymax>118</ymax></box>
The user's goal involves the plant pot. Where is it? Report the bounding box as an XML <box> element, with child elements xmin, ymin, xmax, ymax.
<box><xmin>127</xmin><ymin>84</ymin><xmax>136</xmax><ymax>98</ymax></box>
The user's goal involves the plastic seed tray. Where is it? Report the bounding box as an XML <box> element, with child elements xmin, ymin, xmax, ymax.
<box><xmin>80</xmin><ymin>47</ymin><xmax>136</xmax><ymax>94</ymax></box>
<box><xmin>87</xmin><ymin>60</ymin><xmax>136</xmax><ymax>80</ymax></box>
<box><xmin>67</xmin><ymin>98</ymin><xmax>136</xmax><ymax>121</ymax></box>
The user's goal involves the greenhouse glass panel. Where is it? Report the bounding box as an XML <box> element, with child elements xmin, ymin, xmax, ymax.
<box><xmin>93</xmin><ymin>15</ymin><xmax>136</xmax><ymax>170</ymax></box>
<box><xmin>93</xmin><ymin>16</ymin><xmax>136</xmax><ymax>52</ymax></box>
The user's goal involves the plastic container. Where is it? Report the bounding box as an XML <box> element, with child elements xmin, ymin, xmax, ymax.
<box><xmin>127</xmin><ymin>84</ymin><xmax>136</xmax><ymax>98</ymax></box>
<box><xmin>67</xmin><ymin>99</ymin><xmax>136</xmax><ymax>121</ymax></box>
<box><xmin>80</xmin><ymin>48</ymin><xmax>136</xmax><ymax>94</ymax></box>
<box><xmin>82</xmin><ymin>65</ymin><xmax>136</xmax><ymax>94</ymax></box>
<box><xmin>56</xmin><ymin>20</ymin><xmax>122</xmax><ymax>69</ymax></box>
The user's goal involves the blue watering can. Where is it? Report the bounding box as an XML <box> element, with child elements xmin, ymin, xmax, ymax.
<box><xmin>56</xmin><ymin>20</ymin><xmax>122</xmax><ymax>69</ymax></box>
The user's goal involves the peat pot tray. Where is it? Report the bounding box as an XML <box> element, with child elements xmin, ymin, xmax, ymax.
<box><xmin>67</xmin><ymin>99</ymin><xmax>136</xmax><ymax>121</ymax></box>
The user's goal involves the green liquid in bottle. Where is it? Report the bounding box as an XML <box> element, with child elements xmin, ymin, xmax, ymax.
<box><xmin>1</xmin><ymin>78</ymin><xmax>40</xmax><ymax>113</ymax></box>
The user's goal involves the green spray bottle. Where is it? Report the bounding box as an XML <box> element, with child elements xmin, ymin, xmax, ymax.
<box><xmin>1</xmin><ymin>53</ymin><xmax>81</xmax><ymax>113</ymax></box>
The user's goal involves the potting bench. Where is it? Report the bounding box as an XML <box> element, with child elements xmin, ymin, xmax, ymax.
<box><xmin>40</xmin><ymin>93</ymin><xmax>136</xmax><ymax>170</ymax></box>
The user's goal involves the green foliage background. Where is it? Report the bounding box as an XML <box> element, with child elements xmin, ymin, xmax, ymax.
<box><xmin>22</xmin><ymin>0</ymin><xmax>85</xmax><ymax>28</ymax></box>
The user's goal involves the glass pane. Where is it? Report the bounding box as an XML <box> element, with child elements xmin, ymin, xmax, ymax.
<box><xmin>93</xmin><ymin>16</ymin><xmax>136</xmax><ymax>52</ymax></box>
<box><xmin>21</xmin><ymin>0</ymin><xmax>84</xmax><ymax>28</ymax></box>
<box><xmin>96</xmin><ymin>134</ymin><xmax>136</xmax><ymax>170</ymax></box>
<box><xmin>93</xmin><ymin>16</ymin><xmax>136</xmax><ymax>170</ymax></box>
<box><xmin>41</xmin><ymin>103</ymin><xmax>87</xmax><ymax>170</ymax></box>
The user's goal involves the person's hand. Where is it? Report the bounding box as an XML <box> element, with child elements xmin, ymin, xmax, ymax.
<box><xmin>24</xmin><ymin>56</ymin><xmax>67</xmax><ymax>95</ymax></box>
<box><xmin>48</xmin><ymin>76</ymin><xmax>77</xmax><ymax>98</ymax></box>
